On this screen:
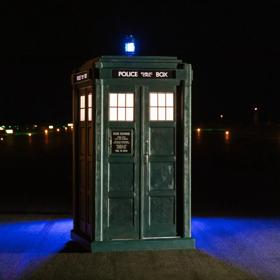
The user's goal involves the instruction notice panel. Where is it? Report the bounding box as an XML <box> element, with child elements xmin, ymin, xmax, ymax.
<box><xmin>112</xmin><ymin>131</ymin><xmax>132</xmax><ymax>153</ymax></box>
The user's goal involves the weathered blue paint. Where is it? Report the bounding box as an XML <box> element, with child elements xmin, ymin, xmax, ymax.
<box><xmin>72</xmin><ymin>56</ymin><xmax>194</xmax><ymax>250</ymax></box>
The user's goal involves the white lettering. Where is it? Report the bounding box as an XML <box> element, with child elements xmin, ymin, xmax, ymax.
<box><xmin>156</xmin><ymin>72</ymin><xmax>168</xmax><ymax>78</ymax></box>
<box><xmin>140</xmin><ymin>72</ymin><xmax>153</xmax><ymax>78</ymax></box>
<box><xmin>76</xmin><ymin>73</ymin><xmax>88</xmax><ymax>81</ymax></box>
<box><xmin>118</xmin><ymin>71</ymin><xmax>138</xmax><ymax>78</ymax></box>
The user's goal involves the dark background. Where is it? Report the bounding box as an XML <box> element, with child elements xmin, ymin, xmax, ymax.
<box><xmin>0</xmin><ymin>2</ymin><xmax>280</xmax><ymax>125</ymax></box>
<box><xmin>1</xmin><ymin>2</ymin><xmax>280</xmax><ymax>216</ymax></box>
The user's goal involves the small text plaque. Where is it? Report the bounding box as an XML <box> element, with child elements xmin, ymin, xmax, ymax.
<box><xmin>112</xmin><ymin>131</ymin><xmax>132</xmax><ymax>153</ymax></box>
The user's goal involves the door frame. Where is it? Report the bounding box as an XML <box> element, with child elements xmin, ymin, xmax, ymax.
<box><xmin>101</xmin><ymin>81</ymin><xmax>182</xmax><ymax>241</ymax></box>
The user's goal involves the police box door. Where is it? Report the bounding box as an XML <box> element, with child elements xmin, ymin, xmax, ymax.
<box><xmin>103</xmin><ymin>85</ymin><xmax>177</xmax><ymax>240</ymax></box>
<box><xmin>142</xmin><ymin>86</ymin><xmax>177</xmax><ymax>238</ymax></box>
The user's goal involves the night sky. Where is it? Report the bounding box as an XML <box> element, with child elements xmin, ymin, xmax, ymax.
<box><xmin>0</xmin><ymin>2</ymin><xmax>280</xmax><ymax>124</ymax></box>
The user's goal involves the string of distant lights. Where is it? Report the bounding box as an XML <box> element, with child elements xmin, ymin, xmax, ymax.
<box><xmin>196</xmin><ymin>128</ymin><xmax>230</xmax><ymax>139</ymax></box>
<box><xmin>0</xmin><ymin>28</ymin><xmax>259</xmax><ymax>143</ymax></box>
<box><xmin>1</xmin><ymin>125</ymin><xmax>229</xmax><ymax>138</ymax></box>
<box><xmin>0</xmin><ymin>123</ymin><xmax>73</xmax><ymax>140</ymax></box>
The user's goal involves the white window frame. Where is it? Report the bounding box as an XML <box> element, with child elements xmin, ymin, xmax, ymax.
<box><xmin>149</xmin><ymin>92</ymin><xmax>174</xmax><ymax>121</ymax></box>
<box><xmin>80</xmin><ymin>95</ymin><xmax>85</xmax><ymax>121</ymax></box>
<box><xmin>109</xmin><ymin>93</ymin><xmax>134</xmax><ymax>121</ymax></box>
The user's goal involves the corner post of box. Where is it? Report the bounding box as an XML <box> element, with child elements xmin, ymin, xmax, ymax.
<box><xmin>183</xmin><ymin>63</ymin><xmax>193</xmax><ymax>238</ymax></box>
<box><xmin>94</xmin><ymin>66</ymin><xmax>104</xmax><ymax>242</ymax></box>
<box><xmin>71</xmin><ymin>72</ymin><xmax>78</xmax><ymax>232</ymax></box>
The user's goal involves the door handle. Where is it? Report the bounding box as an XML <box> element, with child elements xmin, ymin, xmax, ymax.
<box><xmin>145</xmin><ymin>154</ymin><xmax>149</xmax><ymax>164</ymax></box>
<box><xmin>144</xmin><ymin>140</ymin><xmax>149</xmax><ymax>164</ymax></box>
<box><xmin>109</xmin><ymin>137</ymin><xmax>112</xmax><ymax>154</ymax></box>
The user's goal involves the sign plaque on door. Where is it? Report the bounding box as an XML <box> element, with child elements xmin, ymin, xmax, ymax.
<box><xmin>111</xmin><ymin>131</ymin><xmax>132</xmax><ymax>153</ymax></box>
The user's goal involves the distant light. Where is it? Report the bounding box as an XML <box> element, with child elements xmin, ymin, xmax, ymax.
<box><xmin>225</xmin><ymin>130</ymin><xmax>230</xmax><ymax>135</ymax></box>
<box><xmin>67</xmin><ymin>123</ymin><xmax>73</xmax><ymax>128</ymax></box>
<box><xmin>44</xmin><ymin>129</ymin><xmax>48</xmax><ymax>135</ymax></box>
<box><xmin>33</xmin><ymin>125</ymin><xmax>38</xmax><ymax>128</ymax></box>
<box><xmin>64</xmin><ymin>127</ymin><xmax>68</xmax><ymax>131</ymax></box>
<box><xmin>196</xmin><ymin>128</ymin><xmax>201</xmax><ymax>133</ymax></box>
<box><xmin>124</xmin><ymin>35</ymin><xmax>135</xmax><ymax>56</ymax></box>
<box><xmin>56</xmin><ymin>128</ymin><xmax>60</xmax><ymax>132</ymax></box>
<box><xmin>220</xmin><ymin>114</ymin><xmax>224</xmax><ymax>119</ymax></box>
<box><xmin>0</xmin><ymin>127</ymin><xmax>3</xmax><ymax>131</ymax></box>
<box><xmin>0</xmin><ymin>137</ymin><xmax>3</xmax><ymax>141</ymax></box>
<box><xmin>48</xmin><ymin>125</ymin><xmax>54</xmax><ymax>129</ymax></box>
<box><xmin>254</xmin><ymin>107</ymin><xmax>258</xmax><ymax>111</ymax></box>
<box><xmin>28</xmin><ymin>133</ymin><xmax>32</xmax><ymax>137</ymax></box>
<box><xmin>5</xmin><ymin>129</ymin><xmax>13</xmax><ymax>134</ymax></box>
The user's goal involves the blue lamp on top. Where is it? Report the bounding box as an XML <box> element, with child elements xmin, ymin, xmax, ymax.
<box><xmin>124</xmin><ymin>35</ymin><xmax>135</xmax><ymax>56</ymax></box>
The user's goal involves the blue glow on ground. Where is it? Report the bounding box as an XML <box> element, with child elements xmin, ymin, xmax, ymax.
<box><xmin>0</xmin><ymin>217</ymin><xmax>72</xmax><ymax>280</ymax></box>
<box><xmin>192</xmin><ymin>217</ymin><xmax>280</xmax><ymax>279</ymax></box>
<box><xmin>1</xmin><ymin>217</ymin><xmax>280</xmax><ymax>279</ymax></box>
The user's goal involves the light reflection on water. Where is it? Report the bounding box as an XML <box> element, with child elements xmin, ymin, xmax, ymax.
<box><xmin>0</xmin><ymin>133</ymin><xmax>72</xmax><ymax>214</ymax></box>
<box><xmin>44</xmin><ymin>133</ymin><xmax>49</xmax><ymax>145</ymax></box>
<box><xmin>1</xmin><ymin>129</ymin><xmax>280</xmax><ymax>215</ymax></box>
<box><xmin>194</xmin><ymin>129</ymin><xmax>231</xmax><ymax>144</ymax></box>
<box><xmin>0</xmin><ymin>130</ymin><xmax>279</xmax><ymax>278</ymax></box>
<box><xmin>192</xmin><ymin>128</ymin><xmax>280</xmax><ymax>215</ymax></box>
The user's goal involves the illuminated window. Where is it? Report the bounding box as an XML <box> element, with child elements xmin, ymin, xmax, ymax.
<box><xmin>80</xmin><ymin>95</ymin><xmax>85</xmax><ymax>121</ymax></box>
<box><xmin>150</xmin><ymin>92</ymin><xmax>174</xmax><ymax>121</ymax></box>
<box><xmin>88</xmin><ymin>94</ymin><xmax>92</xmax><ymax>121</ymax></box>
<box><xmin>109</xmin><ymin>93</ymin><xmax>134</xmax><ymax>121</ymax></box>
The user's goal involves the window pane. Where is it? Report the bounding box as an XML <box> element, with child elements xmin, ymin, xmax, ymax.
<box><xmin>166</xmin><ymin>108</ymin><xmax>174</xmax><ymax>121</ymax></box>
<box><xmin>80</xmin><ymin>108</ymin><xmax>85</xmax><ymax>121</ymax></box>
<box><xmin>150</xmin><ymin>107</ymin><xmax>158</xmax><ymax>121</ymax></box>
<box><xmin>158</xmin><ymin>107</ymin><xmax>166</xmax><ymax>120</ymax></box>
<box><xmin>126</xmin><ymin>94</ymin><xmax>134</xmax><ymax>107</ymax></box>
<box><xmin>110</xmin><ymin>94</ymin><xmax>117</xmax><ymax>107</ymax></box>
<box><xmin>118</xmin><ymin>108</ymin><xmax>125</xmax><ymax>120</ymax></box>
<box><xmin>80</xmin><ymin>96</ymin><xmax>85</xmax><ymax>108</ymax></box>
<box><xmin>109</xmin><ymin>93</ymin><xmax>134</xmax><ymax>122</ymax></box>
<box><xmin>158</xmin><ymin>93</ymin><xmax>165</xmax><ymax>106</ymax></box>
<box><xmin>126</xmin><ymin>108</ymin><xmax>134</xmax><ymax>121</ymax></box>
<box><xmin>166</xmin><ymin>93</ymin><xmax>173</xmax><ymax>107</ymax></box>
<box><xmin>150</xmin><ymin>93</ymin><xmax>157</xmax><ymax>107</ymax></box>
<box><xmin>109</xmin><ymin>108</ymin><xmax>117</xmax><ymax>121</ymax></box>
<box><xmin>88</xmin><ymin>108</ymin><xmax>92</xmax><ymax>121</ymax></box>
<box><xmin>118</xmin><ymin>94</ymin><xmax>126</xmax><ymax>107</ymax></box>
<box><xmin>88</xmin><ymin>94</ymin><xmax>92</xmax><ymax>108</ymax></box>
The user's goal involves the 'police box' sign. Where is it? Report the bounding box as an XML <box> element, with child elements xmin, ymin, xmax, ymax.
<box><xmin>112</xmin><ymin>70</ymin><xmax>176</xmax><ymax>79</ymax></box>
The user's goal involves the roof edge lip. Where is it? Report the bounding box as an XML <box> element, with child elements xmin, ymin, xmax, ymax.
<box><xmin>99</xmin><ymin>55</ymin><xmax>178</xmax><ymax>59</ymax></box>
<box><xmin>79</xmin><ymin>55</ymin><xmax>187</xmax><ymax>70</ymax></box>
